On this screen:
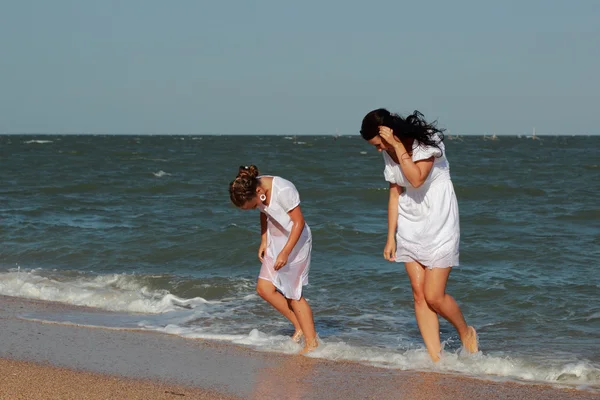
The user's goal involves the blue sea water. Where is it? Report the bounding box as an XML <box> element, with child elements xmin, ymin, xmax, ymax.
<box><xmin>1</xmin><ymin>134</ymin><xmax>599</xmax><ymax>390</ymax></box>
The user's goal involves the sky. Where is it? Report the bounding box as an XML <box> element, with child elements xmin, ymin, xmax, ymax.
<box><xmin>1</xmin><ymin>0</ymin><xmax>599</xmax><ymax>135</ymax></box>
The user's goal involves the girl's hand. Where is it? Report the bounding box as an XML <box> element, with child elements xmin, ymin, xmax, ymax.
<box><xmin>379</xmin><ymin>126</ymin><xmax>402</xmax><ymax>150</ymax></box>
<box><xmin>383</xmin><ymin>240</ymin><xmax>396</xmax><ymax>262</ymax></box>
<box><xmin>274</xmin><ymin>251</ymin><xmax>289</xmax><ymax>271</ymax></box>
<box><xmin>258</xmin><ymin>241</ymin><xmax>267</xmax><ymax>262</ymax></box>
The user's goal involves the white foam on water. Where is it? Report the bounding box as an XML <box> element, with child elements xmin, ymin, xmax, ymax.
<box><xmin>0</xmin><ymin>269</ymin><xmax>209</xmax><ymax>313</ymax></box>
<box><xmin>4</xmin><ymin>269</ymin><xmax>599</xmax><ymax>391</ymax></box>
<box><xmin>141</xmin><ymin>324</ymin><xmax>303</xmax><ymax>354</ymax></box>
<box><xmin>24</xmin><ymin>140</ymin><xmax>53</xmax><ymax>144</ymax></box>
<box><xmin>152</xmin><ymin>170</ymin><xmax>171</xmax><ymax>177</ymax></box>
<box><xmin>135</xmin><ymin>322</ymin><xmax>600</xmax><ymax>390</ymax></box>
<box><xmin>586</xmin><ymin>311</ymin><xmax>600</xmax><ymax>321</ymax></box>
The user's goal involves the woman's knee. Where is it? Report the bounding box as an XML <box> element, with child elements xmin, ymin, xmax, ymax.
<box><xmin>424</xmin><ymin>290</ymin><xmax>444</xmax><ymax>311</ymax></box>
<box><xmin>412</xmin><ymin>290</ymin><xmax>427</xmax><ymax>307</ymax></box>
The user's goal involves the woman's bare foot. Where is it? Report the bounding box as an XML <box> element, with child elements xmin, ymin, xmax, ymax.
<box><xmin>462</xmin><ymin>326</ymin><xmax>478</xmax><ymax>353</ymax></box>
<box><xmin>292</xmin><ymin>330</ymin><xmax>304</xmax><ymax>343</ymax></box>
<box><xmin>298</xmin><ymin>338</ymin><xmax>319</xmax><ymax>355</ymax></box>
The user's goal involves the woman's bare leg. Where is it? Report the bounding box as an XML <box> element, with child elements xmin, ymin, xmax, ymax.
<box><xmin>405</xmin><ymin>262</ymin><xmax>442</xmax><ymax>361</ymax></box>
<box><xmin>424</xmin><ymin>267</ymin><xmax>478</xmax><ymax>353</ymax></box>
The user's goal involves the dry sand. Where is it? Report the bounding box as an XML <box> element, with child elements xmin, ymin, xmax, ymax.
<box><xmin>0</xmin><ymin>358</ymin><xmax>237</xmax><ymax>400</ymax></box>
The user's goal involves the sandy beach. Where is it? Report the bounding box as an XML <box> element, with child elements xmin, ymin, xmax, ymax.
<box><xmin>0</xmin><ymin>358</ymin><xmax>236</xmax><ymax>400</ymax></box>
<box><xmin>0</xmin><ymin>295</ymin><xmax>597</xmax><ymax>400</ymax></box>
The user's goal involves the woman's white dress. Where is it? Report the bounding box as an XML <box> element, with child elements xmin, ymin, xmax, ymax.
<box><xmin>382</xmin><ymin>137</ymin><xmax>460</xmax><ymax>268</ymax></box>
<box><xmin>257</xmin><ymin>176</ymin><xmax>312</xmax><ymax>300</ymax></box>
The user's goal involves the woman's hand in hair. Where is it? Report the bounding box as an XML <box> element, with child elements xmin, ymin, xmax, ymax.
<box><xmin>379</xmin><ymin>126</ymin><xmax>402</xmax><ymax>151</ymax></box>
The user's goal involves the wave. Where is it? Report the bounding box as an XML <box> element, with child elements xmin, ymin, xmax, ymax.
<box><xmin>0</xmin><ymin>269</ymin><xmax>208</xmax><ymax>313</ymax></box>
<box><xmin>152</xmin><ymin>170</ymin><xmax>172</xmax><ymax>177</ymax></box>
<box><xmin>24</xmin><ymin>315</ymin><xmax>600</xmax><ymax>391</ymax></box>
<box><xmin>3</xmin><ymin>269</ymin><xmax>599</xmax><ymax>390</ymax></box>
<box><xmin>457</xmin><ymin>184</ymin><xmax>546</xmax><ymax>200</ymax></box>
<box><xmin>24</xmin><ymin>140</ymin><xmax>53</xmax><ymax>144</ymax></box>
<box><xmin>554</xmin><ymin>209</ymin><xmax>600</xmax><ymax>222</ymax></box>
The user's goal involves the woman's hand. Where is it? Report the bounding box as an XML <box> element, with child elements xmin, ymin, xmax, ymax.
<box><xmin>258</xmin><ymin>241</ymin><xmax>267</xmax><ymax>262</ymax></box>
<box><xmin>383</xmin><ymin>240</ymin><xmax>396</xmax><ymax>262</ymax></box>
<box><xmin>274</xmin><ymin>250</ymin><xmax>289</xmax><ymax>271</ymax></box>
<box><xmin>379</xmin><ymin>126</ymin><xmax>403</xmax><ymax>151</ymax></box>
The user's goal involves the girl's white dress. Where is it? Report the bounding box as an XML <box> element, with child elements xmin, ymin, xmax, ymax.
<box><xmin>382</xmin><ymin>137</ymin><xmax>460</xmax><ymax>268</ymax></box>
<box><xmin>257</xmin><ymin>176</ymin><xmax>312</xmax><ymax>300</ymax></box>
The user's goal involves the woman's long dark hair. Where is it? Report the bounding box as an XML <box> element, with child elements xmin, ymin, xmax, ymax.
<box><xmin>360</xmin><ymin>109</ymin><xmax>445</xmax><ymax>156</ymax></box>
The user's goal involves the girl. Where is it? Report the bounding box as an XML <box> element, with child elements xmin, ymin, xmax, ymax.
<box><xmin>360</xmin><ymin>109</ymin><xmax>478</xmax><ymax>361</ymax></box>
<box><xmin>229</xmin><ymin>165</ymin><xmax>318</xmax><ymax>354</ymax></box>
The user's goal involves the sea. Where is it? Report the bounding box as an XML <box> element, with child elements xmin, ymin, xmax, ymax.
<box><xmin>1</xmin><ymin>134</ymin><xmax>599</xmax><ymax>390</ymax></box>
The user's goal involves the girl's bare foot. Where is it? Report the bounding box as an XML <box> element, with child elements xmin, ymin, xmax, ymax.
<box><xmin>299</xmin><ymin>338</ymin><xmax>318</xmax><ymax>355</ymax></box>
<box><xmin>462</xmin><ymin>326</ymin><xmax>478</xmax><ymax>353</ymax></box>
<box><xmin>292</xmin><ymin>330</ymin><xmax>304</xmax><ymax>343</ymax></box>
<box><xmin>429</xmin><ymin>351</ymin><xmax>441</xmax><ymax>363</ymax></box>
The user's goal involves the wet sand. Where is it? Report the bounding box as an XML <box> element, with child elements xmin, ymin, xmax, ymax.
<box><xmin>0</xmin><ymin>295</ymin><xmax>596</xmax><ymax>399</ymax></box>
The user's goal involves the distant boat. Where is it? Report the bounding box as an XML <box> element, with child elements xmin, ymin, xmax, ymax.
<box><xmin>483</xmin><ymin>133</ymin><xmax>498</xmax><ymax>141</ymax></box>
<box><xmin>446</xmin><ymin>130</ymin><xmax>463</xmax><ymax>141</ymax></box>
<box><xmin>527</xmin><ymin>127</ymin><xmax>542</xmax><ymax>141</ymax></box>
<box><xmin>333</xmin><ymin>128</ymin><xmax>340</xmax><ymax>141</ymax></box>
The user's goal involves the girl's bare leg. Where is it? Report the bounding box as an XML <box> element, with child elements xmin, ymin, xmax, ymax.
<box><xmin>289</xmin><ymin>296</ymin><xmax>318</xmax><ymax>354</ymax></box>
<box><xmin>256</xmin><ymin>279</ymin><xmax>302</xmax><ymax>338</ymax></box>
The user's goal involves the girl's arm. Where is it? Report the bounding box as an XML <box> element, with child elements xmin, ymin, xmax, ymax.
<box><xmin>273</xmin><ymin>206</ymin><xmax>305</xmax><ymax>270</ymax></box>
<box><xmin>260</xmin><ymin>212</ymin><xmax>267</xmax><ymax>243</ymax></box>
<box><xmin>258</xmin><ymin>212</ymin><xmax>268</xmax><ymax>262</ymax></box>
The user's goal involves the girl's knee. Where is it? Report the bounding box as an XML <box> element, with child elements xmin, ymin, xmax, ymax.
<box><xmin>288</xmin><ymin>297</ymin><xmax>306</xmax><ymax>310</ymax></box>
<box><xmin>256</xmin><ymin>282</ymin><xmax>272</xmax><ymax>299</ymax></box>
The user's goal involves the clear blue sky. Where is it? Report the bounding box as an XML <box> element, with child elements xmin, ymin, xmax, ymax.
<box><xmin>1</xmin><ymin>1</ymin><xmax>598</xmax><ymax>135</ymax></box>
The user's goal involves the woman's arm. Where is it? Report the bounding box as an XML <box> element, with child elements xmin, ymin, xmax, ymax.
<box><xmin>396</xmin><ymin>151</ymin><xmax>434</xmax><ymax>188</ymax></box>
<box><xmin>384</xmin><ymin>183</ymin><xmax>401</xmax><ymax>261</ymax></box>
<box><xmin>380</xmin><ymin>127</ymin><xmax>434</xmax><ymax>188</ymax></box>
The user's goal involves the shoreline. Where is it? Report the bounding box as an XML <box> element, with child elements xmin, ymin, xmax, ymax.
<box><xmin>0</xmin><ymin>295</ymin><xmax>597</xmax><ymax>399</ymax></box>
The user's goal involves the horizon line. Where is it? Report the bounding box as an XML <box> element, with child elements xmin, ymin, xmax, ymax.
<box><xmin>1</xmin><ymin>132</ymin><xmax>598</xmax><ymax>136</ymax></box>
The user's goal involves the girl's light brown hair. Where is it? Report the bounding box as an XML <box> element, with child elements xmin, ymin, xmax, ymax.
<box><xmin>229</xmin><ymin>165</ymin><xmax>259</xmax><ymax>207</ymax></box>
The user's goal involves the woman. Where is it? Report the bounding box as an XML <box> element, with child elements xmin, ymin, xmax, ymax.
<box><xmin>360</xmin><ymin>109</ymin><xmax>477</xmax><ymax>361</ymax></box>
